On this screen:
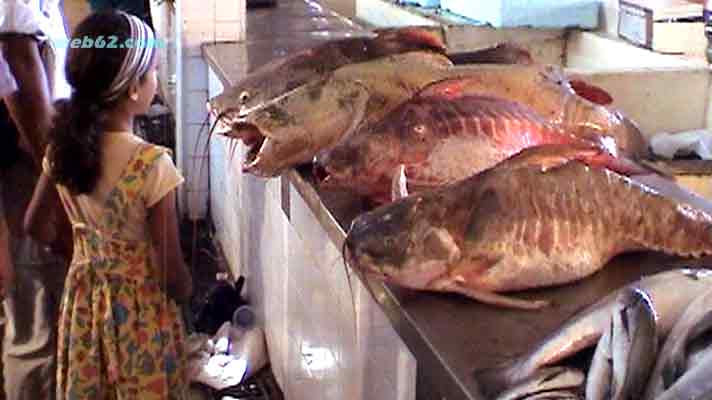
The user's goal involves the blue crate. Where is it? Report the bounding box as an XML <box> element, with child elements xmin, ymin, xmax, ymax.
<box><xmin>440</xmin><ymin>0</ymin><xmax>601</xmax><ymax>29</ymax></box>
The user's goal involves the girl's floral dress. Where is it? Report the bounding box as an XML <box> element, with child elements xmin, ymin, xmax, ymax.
<box><xmin>55</xmin><ymin>143</ymin><xmax>188</xmax><ymax>400</ymax></box>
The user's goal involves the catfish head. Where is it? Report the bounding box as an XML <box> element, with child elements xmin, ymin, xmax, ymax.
<box><xmin>207</xmin><ymin>26</ymin><xmax>446</xmax><ymax>124</ymax></box>
<box><xmin>344</xmin><ymin>193</ymin><xmax>462</xmax><ymax>289</ymax></box>
<box><xmin>223</xmin><ymin>77</ymin><xmax>371</xmax><ymax>177</ymax></box>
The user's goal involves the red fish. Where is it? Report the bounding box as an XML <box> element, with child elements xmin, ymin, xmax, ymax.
<box><xmin>318</xmin><ymin>94</ymin><xmax>641</xmax><ymax>203</ymax></box>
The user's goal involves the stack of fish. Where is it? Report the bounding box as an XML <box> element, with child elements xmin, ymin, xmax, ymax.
<box><xmin>207</xmin><ymin>27</ymin><xmax>712</xmax><ymax>398</ymax></box>
<box><xmin>207</xmin><ymin>26</ymin><xmax>712</xmax><ymax>307</ymax></box>
<box><xmin>474</xmin><ymin>268</ymin><xmax>712</xmax><ymax>400</ymax></box>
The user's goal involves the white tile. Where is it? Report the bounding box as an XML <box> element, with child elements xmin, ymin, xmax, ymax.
<box><xmin>184</xmin><ymin>89</ymin><xmax>209</xmax><ymax>125</ymax></box>
<box><xmin>215</xmin><ymin>21</ymin><xmax>245</xmax><ymax>42</ymax></box>
<box><xmin>185</xmin><ymin>56</ymin><xmax>208</xmax><ymax>91</ymax></box>
<box><xmin>182</xmin><ymin>29</ymin><xmax>213</xmax><ymax>57</ymax></box>
<box><xmin>214</xmin><ymin>0</ymin><xmax>241</xmax><ymax>22</ymax></box>
<box><xmin>183</xmin><ymin>18</ymin><xmax>214</xmax><ymax>35</ymax></box>
<box><xmin>182</xmin><ymin>0</ymin><xmax>215</xmax><ymax>20</ymax></box>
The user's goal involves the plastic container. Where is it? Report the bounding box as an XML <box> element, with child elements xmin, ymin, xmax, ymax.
<box><xmin>230</xmin><ymin>306</ymin><xmax>268</xmax><ymax>382</ymax></box>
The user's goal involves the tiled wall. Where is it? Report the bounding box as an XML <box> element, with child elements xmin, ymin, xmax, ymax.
<box><xmin>178</xmin><ymin>0</ymin><xmax>246</xmax><ymax>219</ymax></box>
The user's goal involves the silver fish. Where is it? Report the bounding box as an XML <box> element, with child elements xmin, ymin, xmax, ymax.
<box><xmin>496</xmin><ymin>367</ymin><xmax>584</xmax><ymax>400</ymax></box>
<box><xmin>644</xmin><ymin>288</ymin><xmax>712</xmax><ymax>399</ymax></box>
<box><xmin>654</xmin><ymin>349</ymin><xmax>712</xmax><ymax>400</ymax></box>
<box><xmin>476</xmin><ymin>269</ymin><xmax>712</xmax><ymax>397</ymax></box>
<box><xmin>608</xmin><ymin>287</ymin><xmax>658</xmax><ymax>400</ymax></box>
<box><xmin>685</xmin><ymin>330</ymin><xmax>712</xmax><ymax>372</ymax></box>
<box><xmin>586</xmin><ymin>310</ymin><xmax>613</xmax><ymax>400</ymax></box>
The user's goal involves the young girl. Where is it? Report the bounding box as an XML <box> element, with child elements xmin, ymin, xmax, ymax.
<box><xmin>24</xmin><ymin>11</ymin><xmax>192</xmax><ymax>399</ymax></box>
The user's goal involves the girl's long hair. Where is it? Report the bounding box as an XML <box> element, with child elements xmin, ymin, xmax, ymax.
<box><xmin>48</xmin><ymin>11</ymin><xmax>149</xmax><ymax>194</ymax></box>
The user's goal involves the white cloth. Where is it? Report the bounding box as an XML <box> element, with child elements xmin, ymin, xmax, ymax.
<box><xmin>0</xmin><ymin>0</ymin><xmax>70</xmax><ymax>99</ymax></box>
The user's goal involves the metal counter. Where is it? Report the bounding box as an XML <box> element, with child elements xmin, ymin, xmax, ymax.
<box><xmin>201</xmin><ymin>4</ymin><xmax>712</xmax><ymax>399</ymax></box>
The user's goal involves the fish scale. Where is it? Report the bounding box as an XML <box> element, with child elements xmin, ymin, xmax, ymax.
<box><xmin>462</xmin><ymin>161</ymin><xmax>712</xmax><ymax>293</ymax></box>
<box><xmin>325</xmin><ymin>95</ymin><xmax>587</xmax><ymax>202</ymax></box>
<box><xmin>344</xmin><ymin>144</ymin><xmax>712</xmax><ymax>313</ymax></box>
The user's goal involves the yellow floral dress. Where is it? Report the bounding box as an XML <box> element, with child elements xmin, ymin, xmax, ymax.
<box><xmin>55</xmin><ymin>143</ymin><xmax>188</xmax><ymax>400</ymax></box>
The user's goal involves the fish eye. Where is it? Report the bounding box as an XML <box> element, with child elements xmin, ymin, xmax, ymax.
<box><xmin>239</xmin><ymin>91</ymin><xmax>250</xmax><ymax>104</ymax></box>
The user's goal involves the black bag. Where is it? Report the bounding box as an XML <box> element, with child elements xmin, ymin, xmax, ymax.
<box><xmin>193</xmin><ymin>276</ymin><xmax>247</xmax><ymax>335</ymax></box>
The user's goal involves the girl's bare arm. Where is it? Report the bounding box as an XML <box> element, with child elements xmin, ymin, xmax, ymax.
<box><xmin>148</xmin><ymin>188</ymin><xmax>193</xmax><ymax>303</ymax></box>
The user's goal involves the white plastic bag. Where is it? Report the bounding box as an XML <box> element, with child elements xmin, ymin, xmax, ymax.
<box><xmin>650</xmin><ymin>130</ymin><xmax>712</xmax><ymax>160</ymax></box>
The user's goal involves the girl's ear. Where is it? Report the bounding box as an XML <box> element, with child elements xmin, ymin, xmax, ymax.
<box><xmin>128</xmin><ymin>81</ymin><xmax>140</xmax><ymax>101</ymax></box>
<box><xmin>129</xmin><ymin>84</ymin><xmax>138</xmax><ymax>101</ymax></box>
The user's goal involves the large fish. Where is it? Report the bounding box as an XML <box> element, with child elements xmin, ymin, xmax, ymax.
<box><xmin>216</xmin><ymin>51</ymin><xmax>454</xmax><ymax>176</ymax></box>
<box><xmin>212</xmin><ymin>50</ymin><xmax>633</xmax><ymax>177</ymax></box>
<box><xmin>417</xmin><ymin>76</ymin><xmax>648</xmax><ymax>159</ymax></box>
<box><xmin>318</xmin><ymin>93</ymin><xmax>621</xmax><ymax>202</ymax></box>
<box><xmin>470</xmin><ymin>269</ymin><xmax>712</xmax><ymax>397</ymax></box>
<box><xmin>343</xmin><ymin>143</ymin><xmax>712</xmax><ymax>308</ymax></box>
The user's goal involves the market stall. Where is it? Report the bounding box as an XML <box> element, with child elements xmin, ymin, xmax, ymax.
<box><xmin>201</xmin><ymin>0</ymin><xmax>712</xmax><ymax>398</ymax></box>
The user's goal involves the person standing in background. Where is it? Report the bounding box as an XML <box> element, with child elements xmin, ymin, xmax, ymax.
<box><xmin>0</xmin><ymin>0</ymin><xmax>72</xmax><ymax>398</ymax></box>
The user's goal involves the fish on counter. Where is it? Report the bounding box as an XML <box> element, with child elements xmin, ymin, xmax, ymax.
<box><xmin>644</xmin><ymin>288</ymin><xmax>712</xmax><ymax>399</ymax></box>
<box><xmin>417</xmin><ymin>76</ymin><xmax>648</xmax><ymax>160</ymax></box>
<box><xmin>215</xmin><ymin>60</ymin><xmax>642</xmax><ymax>179</ymax></box>
<box><xmin>495</xmin><ymin>367</ymin><xmax>584</xmax><ymax>400</ymax></box>
<box><xmin>208</xmin><ymin>26</ymin><xmax>447</xmax><ymax>117</ymax></box>
<box><xmin>343</xmin><ymin>143</ymin><xmax>712</xmax><ymax>310</ymax></box>
<box><xmin>475</xmin><ymin>269</ymin><xmax>712</xmax><ymax>397</ymax></box>
<box><xmin>318</xmin><ymin>92</ymin><xmax>644</xmax><ymax>203</ymax></box>
<box><xmin>606</xmin><ymin>287</ymin><xmax>657</xmax><ymax>400</ymax></box>
<box><xmin>587</xmin><ymin>287</ymin><xmax>657</xmax><ymax>400</ymax></box>
<box><xmin>208</xmin><ymin>25</ymin><xmax>640</xmax><ymax>178</ymax></box>
<box><xmin>654</xmin><ymin>348</ymin><xmax>712</xmax><ymax>400</ymax></box>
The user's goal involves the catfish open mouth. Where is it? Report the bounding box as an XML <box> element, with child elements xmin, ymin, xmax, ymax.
<box><xmin>232</xmin><ymin>121</ymin><xmax>267</xmax><ymax>169</ymax></box>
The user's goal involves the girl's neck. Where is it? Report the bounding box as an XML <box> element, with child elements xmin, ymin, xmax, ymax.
<box><xmin>102</xmin><ymin>108</ymin><xmax>135</xmax><ymax>133</ymax></box>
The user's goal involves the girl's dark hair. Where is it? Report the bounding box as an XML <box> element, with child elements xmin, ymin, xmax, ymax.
<box><xmin>48</xmin><ymin>11</ymin><xmax>151</xmax><ymax>194</ymax></box>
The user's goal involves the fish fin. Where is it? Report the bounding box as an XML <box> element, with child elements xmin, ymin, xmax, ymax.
<box><xmin>569</xmin><ymin>79</ymin><xmax>614</xmax><ymax>106</ymax></box>
<box><xmin>432</xmin><ymin>278</ymin><xmax>550</xmax><ymax>310</ymax></box>
<box><xmin>504</xmin><ymin>143</ymin><xmax>652</xmax><ymax>177</ymax></box>
<box><xmin>415</xmin><ymin>77</ymin><xmax>468</xmax><ymax>100</ymax></box>
<box><xmin>448</xmin><ymin>42</ymin><xmax>533</xmax><ymax>65</ymax></box>
<box><xmin>391</xmin><ymin>164</ymin><xmax>409</xmax><ymax>201</ymax></box>
<box><xmin>374</xmin><ymin>26</ymin><xmax>447</xmax><ymax>53</ymax></box>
